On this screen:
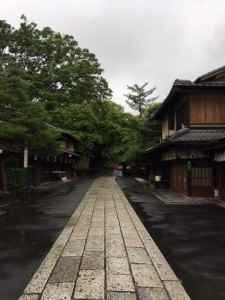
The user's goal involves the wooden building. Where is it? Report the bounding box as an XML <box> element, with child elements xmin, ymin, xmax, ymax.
<box><xmin>146</xmin><ymin>65</ymin><xmax>225</xmax><ymax>198</ymax></box>
<box><xmin>0</xmin><ymin>130</ymin><xmax>80</xmax><ymax>192</ymax></box>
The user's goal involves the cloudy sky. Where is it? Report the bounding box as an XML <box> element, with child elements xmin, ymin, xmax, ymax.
<box><xmin>2</xmin><ymin>0</ymin><xmax>225</xmax><ymax>111</ymax></box>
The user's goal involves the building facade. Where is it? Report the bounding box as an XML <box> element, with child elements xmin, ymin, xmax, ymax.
<box><xmin>147</xmin><ymin>65</ymin><xmax>225</xmax><ymax>199</ymax></box>
<box><xmin>0</xmin><ymin>131</ymin><xmax>80</xmax><ymax>192</ymax></box>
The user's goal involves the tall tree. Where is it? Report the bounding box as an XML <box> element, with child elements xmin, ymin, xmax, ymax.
<box><xmin>0</xmin><ymin>16</ymin><xmax>112</xmax><ymax>112</ymax></box>
<box><xmin>0</xmin><ymin>16</ymin><xmax>112</xmax><ymax>152</ymax></box>
<box><xmin>125</xmin><ymin>82</ymin><xmax>158</xmax><ymax>116</ymax></box>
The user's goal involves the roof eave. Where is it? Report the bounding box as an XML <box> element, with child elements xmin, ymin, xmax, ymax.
<box><xmin>152</xmin><ymin>85</ymin><xmax>179</xmax><ymax>120</ymax></box>
<box><xmin>153</xmin><ymin>83</ymin><xmax>225</xmax><ymax>120</ymax></box>
<box><xmin>145</xmin><ymin>139</ymin><xmax>217</xmax><ymax>156</ymax></box>
<box><xmin>195</xmin><ymin>65</ymin><xmax>225</xmax><ymax>83</ymax></box>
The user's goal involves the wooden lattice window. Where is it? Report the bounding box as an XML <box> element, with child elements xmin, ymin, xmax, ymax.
<box><xmin>191</xmin><ymin>167</ymin><xmax>212</xmax><ymax>187</ymax></box>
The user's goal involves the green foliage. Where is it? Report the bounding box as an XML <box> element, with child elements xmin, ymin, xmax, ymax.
<box><xmin>125</xmin><ymin>82</ymin><xmax>158</xmax><ymax>116</ymax></box>
<box><xmin>0</xmin><ymin>16</ymin><xmax>160</xmax><ymax>165</ymax></box>
<box><xmin>51</xmin><ymin>101</ymin><xmax>161</xmax><ymax>165</ymax></box>
<box><xmin>0</xmin><ymin>16</ymin><xmax>111</xmax><ymax>154</ymax></box>
<box><xmin>0</xmin><ymin>16</ymin><xmax>112</xmax><ymax>110</ymax></box>
<box><xmin>117</xmin><ymin>103</ymin><xmax>161</xmax><ymax>163</ymax></box>
<box><xmin>0</xmin><ymin>117</ymin><xmax>61</xmax><ymax>154</ymax></box>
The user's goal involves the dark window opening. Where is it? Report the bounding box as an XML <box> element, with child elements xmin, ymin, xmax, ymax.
<box><xmin>168</xmin><ymin>112</ymin><xmax>175</xmax><ymax>130</ymax></box>
<box><xmin>176</xmin><ymin>103</ymin><xmax>189</xmax><ymax>130</ymax></box>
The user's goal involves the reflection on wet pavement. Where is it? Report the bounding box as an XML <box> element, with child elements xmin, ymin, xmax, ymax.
<box><xmin>118</xmin><ymin>177</ymin><xmax>225</xmax><ymax>300</ymax></box>
<box><xmin>0</xmin><ymin>178</ymin><xmax>93</xmax><ymax>300</ymax></box>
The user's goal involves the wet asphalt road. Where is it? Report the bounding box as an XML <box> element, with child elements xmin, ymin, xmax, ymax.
<box><xmin>0</xmin><ymin>177</ymin><xmax>93</xmax><ymax>300</ymax></box>
<box><xmin>117</xmin><ymin>177</ymin><xmax>225</xmax><ymax>300</ymax></box>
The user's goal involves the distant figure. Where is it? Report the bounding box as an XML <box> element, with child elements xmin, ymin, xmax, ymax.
<box><xmin>113</xmin><ymin>164</ymin><xmax>123</xmax><ymax>177</ymax></box>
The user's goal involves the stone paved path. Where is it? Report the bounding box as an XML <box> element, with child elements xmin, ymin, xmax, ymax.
<box><xmin>18</xmin><ymin>177</ymin><xmax>191</xmax><ymax>300</ymax></box>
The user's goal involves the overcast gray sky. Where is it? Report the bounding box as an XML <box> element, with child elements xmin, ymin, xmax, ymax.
<box><xmin>2</xmin><ymin>0</ymin><xmax>225</xmax><ymax>111</ymax></box>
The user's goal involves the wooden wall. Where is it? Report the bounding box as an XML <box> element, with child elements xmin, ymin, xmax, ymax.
<box><xmin>168</xmin><ymin>160</ymin><xmax>214</xmax><ymax>197</ymax></box>
<box><xmin>161</xmin><ymin>117</ymin><xmax>169</xmax><ymax>140</ymax></box>
<box><xmin>189</xmin><ymin>93</ymin><xmax>225</xmax><ymax>124</ymax></box>
<box><xmin>169</xmin><ymin>163</ymin><xmax>186</xmax><ymax>194</ymax></box>
<box><xmin>176</xmin><ymin>99</ymin><xmax>190</xmax><ymax>128</ymax></box>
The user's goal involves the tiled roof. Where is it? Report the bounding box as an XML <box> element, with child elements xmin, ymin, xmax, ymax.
<box><xmin>195</xmin><ymin>65</ymin><xmax>225</xmax><ymax>83</ymax></box>
<box><xmin>145</xmin><ymin>128</ymin><xmax>225</xmax><ymax>154</ymax></box>
<box><xmin>168</xmin><ymin>128</ymin><xmax>225</xmax><ymax>143</ymax></box>
<box><xmin>174</xmin><ymin>79</ymin><xmax>193</xmax><ymax>86</ymax></box>
<box><xmin>174</xmin><ymin>79</ymin><xmax>225</xmax><ymax>87</ymax></box>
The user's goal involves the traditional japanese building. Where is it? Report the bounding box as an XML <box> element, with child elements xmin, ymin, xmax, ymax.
<box><xmin>146</xmin><ymin>65</ymin><xmax>225</xmax><ymax>199</ymax></box>
<box><xmin>0</xmin><ymin>128</ymin><xmax>81</xmax><ymax>192</ymax></box>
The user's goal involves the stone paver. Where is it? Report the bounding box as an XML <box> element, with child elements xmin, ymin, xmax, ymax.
<box><xmin>49</xmin><ymin>256</ymin><xmax>80</xmax><ymax>283</ymax></box>
<box><xmin>137</xmin><ymin>287</ymin><xmax>170</xmax><ymax>300</ymax></box>
<box><xmin>81</xmin><ymin>250</ymin><xmax>104</xmax><ymax>270</ymax></box>
<box><xmin>131</xmin><ymin>264</ymin><xmax>163</xmax><ymax>288</ymax></box>
<box><xmin>106</xmin><ymin>234</ymin><xmax>126</xmax><ymax>258</ymax></box>
<box><xmin>62</xmin><ymin>239</ymin><xmax>86</xmax><ymax>256</ymax></box>
<box><xmin>74</xmin><ymin>270</ymin><xmax>105</xmax><ymax>299</ymax></box>
<box><xmin>107</xmin><ymin>292</ymin><xmax>137</xmax><ymax>300</ymax></box>
<box><xmin>18</xmin><ymin>296</ymin><xmax>40</xmax><ymax>300</ymax></box>
<box><xmin>107</xmin><ymin>257</ymin><xmax>130</xmax><ymax>275</ymax></box>
<box><xmin>107</xmin><ymin>274</ymin><xmax>135</xmax><ymax>292</ymax></box>
<box><xmin>164</xmin><ymin>281</ymin><xmax>191</xmax><ymax>300</ymax></box>
<box><xmin>127</xmin><ymin>247</ymin><xmax>151</xmax><ymax>264</ymax></box>
<box><xmin>41</xmin><ymin>282</ymin><xmax>74</xmax><ymax>300</ymax></box>
<box><xmin>18</xmin><ymin>177</ymin><xmax>191</xmax><ymax>300</ymax></box>
<box><xmin>85</xmin><ymin>236</ymin><xmax>104</xmax><ymax>251</ymax></box>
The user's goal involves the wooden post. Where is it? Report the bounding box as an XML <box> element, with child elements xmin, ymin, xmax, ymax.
<box><xmin>24</xmin><ymin>146</ymin><xmax>28</xmax><ymax>168</ymax></box>
<box><xmin>186</xmin><ymin>160</ymin><xmax>192</xmax><ymax>197</ymax></box>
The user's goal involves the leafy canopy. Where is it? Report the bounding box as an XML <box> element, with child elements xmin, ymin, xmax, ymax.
<box><xmin>0</xmin><ymin>16</ymin><xmax>112</xmax><ymax>110</ymax></box>
<box><xmin>51</xmin><ymin>100</ymin><xmax>161</xmax><ymax>165</ymax></box>
<box><xmin>0</xmin><ymin>17</ymin><xmax>160</xmax><ymax>164</ymax></box>
<box><xmin>0</xmin><ymin>16</ymin><xmax>111</xmax><ymax>152</ymax></box>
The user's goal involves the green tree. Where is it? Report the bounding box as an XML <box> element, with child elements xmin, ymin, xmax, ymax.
<box><xmin>0</xmin><ymin>16</ymin><xmax>112</xmax><ymax>111</ymax></box>
<box><xmin>0</xmin><ymin>59</ymin><xmax>59</xmax><ymax>152</ymax></box>
<box><xmin>0</xmin><ymin>17</ymin><xmax>161</xmax><ymax>170</ymax></box>
<box><xmin>51</xmin><ymin>100</ymin><xmax>160</xmax><ymax>167</ymax></box>
<box><xmin>0</xmin><ymin>16</ymin><xmax>111</xmax><ymax>152</ymax></box>
<box><xmin>125</xmin><ymin>82</ymin><xmax>158</xmax><ymax>117</ymax></box>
